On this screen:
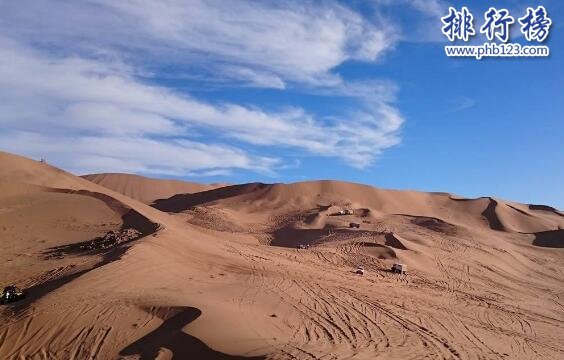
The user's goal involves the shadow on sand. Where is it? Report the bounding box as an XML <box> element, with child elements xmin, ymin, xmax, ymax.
<box><xmin>3</xmin><ymin>246</ymin><xmax>129</xmax><ymax>315</ymax></box>
<box><xmin>533</xmin><ymin>229</ymin><xmax>564</xmax><ymax>248</ymax></box>
<box><xmin>152</xmin><ymin>183</ymin><xmax>270</xmax><ymax>212</ymax></box>
<box><xmin>3</xmin><ymin>196</ymin><xmax>158</xmax><ymax>314</ymax></box>
<box><xmin>120</xmin><ymin>307</ymin><xmax>265</xmax><ymax>360</ymax></box>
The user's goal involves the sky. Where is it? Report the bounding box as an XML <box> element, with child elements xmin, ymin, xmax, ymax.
<box><xmin>0</xmin><ymin>0</ymin><xmax>562</xmax><ymax>208</ymax></box>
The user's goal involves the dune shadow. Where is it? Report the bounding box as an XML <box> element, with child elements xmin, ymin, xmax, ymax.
<box><xmin>43</xmin><ymin>208</ymin><xmax>158</xmax><ymax>258</ymax></box>
<box><xmin>384</xmin><ymin>233</ymin><xmax>409</xmax><ymax>250</ymax></box>
<box><xmin>7</xmin><ymin>192</ymin><xmax>159</xmax><ymax>313</ymax></box>
<box><xmin>359</xmin><ymin>242</ymin><xmax>397</xmax><ymax>259</ymax></box>
<box><xmin>3</xmin><ymin>246</ymin><xmax>129</xmax><ymax>315</ymax></box>
<box><xmin>532</xmin><ymin>229</ymin><xmax>564</xmax><ymax>248</ymax></box>
<box><xmin>120</xmin><ymin>306</ymin><xmax>264</xmax><ymax>360</ymax></box>
<box><xmin>43</xmin><ymin>189</ymin><xmax>159</xmax><ymax>258</ymax></box>
<box><xmin>480</xmin><ymin>198</ymin><xmax>505</xmax><ymax>231</ymax></box>
<box><xmin>399</xmin><ymin>214</ymin><xmax>459</xmax><ymax>236</ymax></box>
<box><xmin>529</xmin><ymin>204</ymin><xmax>564</xmax><ymax>217</ymax></box>
<box><xmin>270</xmin><ymin>227</ymin><xmax>328</xmax><ymax>247</ymax></box>
<box><xmin>152</xmin><ymin>183</ymin><xmax>270</xmax><ymax>213</ymax></box>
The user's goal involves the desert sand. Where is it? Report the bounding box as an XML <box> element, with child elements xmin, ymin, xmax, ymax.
<box><xmin>0</xmin><ymin>150</ymin><xmax>563</xmax><ymax>359</ymax></box>
<box><xmin>82</xmin><ymin>173</ymin><xmax>225</xmax><ymax>205</ymax></box>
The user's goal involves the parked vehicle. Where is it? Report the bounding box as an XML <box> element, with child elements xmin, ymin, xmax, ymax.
<box><xmin>391</xmin><ymin>263</ymin><xmax>407</xmax><ymax>274</ymax></box>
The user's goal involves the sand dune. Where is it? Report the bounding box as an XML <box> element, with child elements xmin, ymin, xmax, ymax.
<box><xmin>1</xmin><ymin>151</ymin><xmax>563</xmax><ymax>359</ymax></box>
<box><xmin>0</xmin><ymin>153</ymin><xmax>159</xmax><ymax>313</ymax></box>
<box><xmin>83</xmin><ymin>173</ymin><xmax>225</xmax><ymax>204</ymax></box>
<box><xmin>155</xmin><ymin>180</ymin><xmax>561</xmax><ymax>240</ymax></box>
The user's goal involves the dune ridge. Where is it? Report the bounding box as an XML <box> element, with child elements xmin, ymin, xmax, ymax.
<box><xmin>83</xmin><ymin>172</ymin><xmax>225</xmax><ymax>204</ymax></box>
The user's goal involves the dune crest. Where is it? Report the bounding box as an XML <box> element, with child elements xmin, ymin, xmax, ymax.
<box><xmin>83</xmin><ymin>172</ymin><xmax>225</xmax><ymax>204</ymax></box>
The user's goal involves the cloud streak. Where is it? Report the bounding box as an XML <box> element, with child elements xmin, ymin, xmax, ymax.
<box><xmin>1</xmin><ymin>0</ymin><xmax>398</xmax><ymax>85</ymax></box>
<box><xmin>0</xmin><ymin>1</ymin><xmax>405</xmax><ymax>176</ymax></box>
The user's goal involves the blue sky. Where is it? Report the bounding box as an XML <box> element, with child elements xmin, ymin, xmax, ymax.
<box><xmin>0</xmin><ymin>0</ymin><xmax>562</xmax><ymax>208</ymax></box>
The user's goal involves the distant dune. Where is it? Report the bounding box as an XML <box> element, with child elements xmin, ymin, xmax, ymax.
<box><xmin>82</xmin><ymin>172</ymin><xmax>225</xmax><ymax>204</ymax></box>
<box><xmin>1</xmin><ymin>150</ymin><xmax>563</xmax><ymax>359</ymax></box>
<box><xmin>153</xmin><ymin>179</ymin><xmax>562</xmax><ymax>238</ymax></box>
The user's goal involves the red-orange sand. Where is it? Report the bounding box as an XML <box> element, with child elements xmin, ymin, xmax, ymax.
<box><xmin>1</xmin><ymin>151</ymin><xmax>563</xmax><ymax>359</ymax></box>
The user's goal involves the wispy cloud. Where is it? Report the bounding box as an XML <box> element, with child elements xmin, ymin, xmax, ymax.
<box><xmin>406</xmin><ymin>0</ymin><xmax>449</xmax><ymax>18</ymax></box>
<box><xmin>0</xmin><ymin>1</ymin><xmax>405</xmax><ymax>176</ymax></box>
<box><xmin>220</xmin><ymin>66</ymin><xmax>286</xmax><ymax>89</ymax></box>
<box><xmin>0</xmin><ymin>131</ymin><xmax>278</xmax><ymax>176</ymax></box>
<box><xmin>1</xmin><ymin>0</ymin><xmax>398</xmax><ymax>85</ymax></box>
<box><xmin>451</xmin><ymin>96</ymin><xmax>476</xmax><ymax>112</ymax></box>
<box><xmin>372</xmin><ymin>0</ymin><xmax>451</xmax><ymax>42</ymax></box>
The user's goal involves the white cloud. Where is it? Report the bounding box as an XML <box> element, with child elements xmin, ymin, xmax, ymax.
<box><xmin>371</xmin><ymin>0</ymin><xmax>451</xmax><ymax>42</ymax></box>
<box><xmin>0</xmin><ymin>0</ymin><xmax>398</xmax><ymax>85</ymax></box>
<box><xmin>0</xmin><ymin>1</ymin><xmax>406</xmax><ymax>175</ymax></box>
<box><xmin>407</xmin><ymin>0</ymin><xmax>449</xmax><ymax>18</ymax></box>
<box><xmin>0</xmin><ymin>131</ymin><xmax>278</xmax><ymax>176</ymax></box>
<box><xmin>373</xmin><ymin>0</ymin><xmax>449</xmax><ymax>18</ymax></box>
<box><xmin>220</xmin><ymin>66</ymin><xmax>286</xmax><ymax>89</ymax></box>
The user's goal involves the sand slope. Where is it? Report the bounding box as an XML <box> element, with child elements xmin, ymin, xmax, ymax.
<box><xmin>154</xmin><ymin>180</ymin><xmax>563</xmax><ymax>242</ymax></box>
<box><xmin>1</xmin><ymin>152</ymin><xmax>564</xmax><ymax>360</ymax></box>
<box><xmin>83</xmin><ymin>173</ymin><xmax>224</xmax><ymax>204</ymax></box>
<box><xmin>0</xmin><ymin>153</ymin><xmax>160</xmax><ymax>313</ymax></box>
